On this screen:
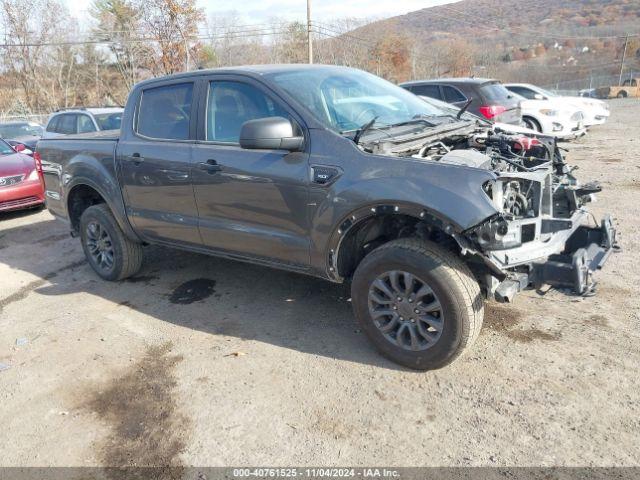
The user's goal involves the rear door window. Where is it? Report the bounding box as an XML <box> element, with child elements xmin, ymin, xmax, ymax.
<box><xmin>507</xmin><ymin>86</ymin><xmax>536</xmax><ymax>99</ymax></box>
<box><xmin>410</xmin><ymin>84</ymin><xmax>442</xmax><ymax>100</ymax></box>
<box><xmin>137</xmin><ymin>83</ymin><xmax>193</xmax><ymax>140</ymax></box>
<box><xmin>480</xmin><ymin>83</ymin><xmax>514</xmax><ymax>102</ymax></box>
<box><xmin>442</xmin><ymin>86</ymin><xmax>467</xmax><ymax>103</ymax></box>
<box><xmin>77</xmin><ymin>115</ymin><xmax>96</xmax><ymax>133</ymax></box>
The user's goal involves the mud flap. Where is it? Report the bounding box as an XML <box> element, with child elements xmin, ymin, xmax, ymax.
<box><xmin>533</xmin><ymin>214</ymin><xmax>618</xmax><ymax>294</ymax></box>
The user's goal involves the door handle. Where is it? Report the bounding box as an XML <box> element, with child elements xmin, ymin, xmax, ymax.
<box><xmin>129</xmin><ymin>153</ymin><xmax>144</xmax><ymax>165</ymax></box>
<box><xmin>198</xmin><ymin>159</ymin><xmax>222</xmax><ymax>174</ymax></box>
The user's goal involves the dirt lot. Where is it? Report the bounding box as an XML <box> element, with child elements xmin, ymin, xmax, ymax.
<box><xmin>1</xmin><ymin>99</ymin><xmax>639</xmax><ymax>468</ymax></box>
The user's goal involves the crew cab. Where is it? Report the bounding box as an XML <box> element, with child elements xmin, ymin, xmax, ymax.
<box><xmin>37</xmin><ymin>65</ymin><xmax>617</xmax><ymax>370</ymax></box>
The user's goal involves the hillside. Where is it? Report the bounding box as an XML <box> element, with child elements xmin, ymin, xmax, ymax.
<box><xmin>345</xmin><ymin>0</ymin><xmax>640</xmax><ymax>88</ymax></box>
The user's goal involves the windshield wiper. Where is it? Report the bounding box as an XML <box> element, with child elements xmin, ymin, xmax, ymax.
<box><xmin>389</xmin><ymin>115</ymin><xmax>438</xmax><ymax>129</ymax></box>
<box><xmin>353</xmin><ymin>116</ymin><xmax>379</xmax><ymax>144</ymax></box>
<box><xmin>456</xmin><ymin>99</ymin><xmax>473</xmax><ymax>119</ymax></box>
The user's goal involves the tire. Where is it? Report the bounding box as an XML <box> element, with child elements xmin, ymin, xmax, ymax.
<box><xmin>351</xmin><ymin>238</ymin><xmax>484</xmax><ymax>370</ymax></box>
<box><xmin>616</xmin><ymin>91</ymin><xmax>627</xmax><ymax>99</ymax></box>
<box><xmin>522</xmin><ymin>116</ymin><xmax>541</xmax><ymax>132</ymax></box>
<box><xmin>79</xmin><ymin>204</ymin><xmax>143</xmax><ymax>281</ymax></box>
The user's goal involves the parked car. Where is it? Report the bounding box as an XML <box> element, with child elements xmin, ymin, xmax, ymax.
<box><xmin>504</xmin><ymin>83</ymin><xmax>610</xmax><ymax>126</ymax></box>
<box><xmin>417</xmin><ymin>93</ymin><xmax>584</xmax><ymax>139</ymax></box>
<box><xmin>512</xmin><ymin>96</ymin><xmax>586</xmax><ymax>139</ymax></box>
<box><xmin>399</xmin><ymin>78</ymin><xmax>522</xmax><ymax>125</ymax></box>
<box><xmin>42</xmin><ymin>107</ymin><xmax>123</xmax><ymax>139</ymax></box>
<box><xmin>5</xmin><ymin>140</ymin><xmax>35</xmax><ymax>156</ymax></box>
<box><xmin>595</xmin><ymin>77</ymin><xmax>640</xmax><ymax>99</ymax></box>
<box><xmin>0</xmin><ymin>138</ymin><xmax>44</xmax><ymax>212</ymax></box>
<box><xmin>37</xmin><ymin>65</ymin><xmax>616</xmax><ymax>370</ymax></box>
<box><xmin>0</xmin><ymin>121</ymin><xmax>44</xmax><ymax>154</ymax></box>
<box><xmin>579</xmin><ymin>88</ymin><xmax>599</xmax><ymax>98</ymax></box>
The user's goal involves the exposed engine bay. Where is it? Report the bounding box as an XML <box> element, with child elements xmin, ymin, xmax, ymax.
<box><xmin>360</xmin><ymin>122</ymin><xmax>618</xmax><ymax>299</ymax></box>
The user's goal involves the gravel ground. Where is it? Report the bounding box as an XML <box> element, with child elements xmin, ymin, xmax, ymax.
<box><xmin>0</xmin><ymin>99</ymin><xmax>638</xmax><ymax>468</ymax></box>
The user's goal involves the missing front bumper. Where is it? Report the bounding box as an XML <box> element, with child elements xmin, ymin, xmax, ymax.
<box><xmin>494</xmin><ymin>214</ymin><xmax>618</xmax><ymax>301</ymax></box>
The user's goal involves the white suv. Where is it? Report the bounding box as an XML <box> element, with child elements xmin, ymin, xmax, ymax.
<box><xmin>42</xmin><ymin>107</ymin><xmax>123</xmax><ymax>139</ymax></box>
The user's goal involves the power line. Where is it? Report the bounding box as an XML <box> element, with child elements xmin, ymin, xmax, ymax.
<box><xmin>0</xmin><ymin>29</ymin><xmax>296</xmax><ymax>48</ymax></box>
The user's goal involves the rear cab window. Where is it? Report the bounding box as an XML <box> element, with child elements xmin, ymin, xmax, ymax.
<box><xmin>136</xmin><ymin>83</ymin><xmax>194</xmax><ymax>140</ymax></box>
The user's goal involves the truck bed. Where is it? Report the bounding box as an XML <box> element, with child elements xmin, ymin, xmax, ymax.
<box><xmin>38</xmin><ymin>132</ymin><xmax>120</xmax><ymax>221</ymax></box>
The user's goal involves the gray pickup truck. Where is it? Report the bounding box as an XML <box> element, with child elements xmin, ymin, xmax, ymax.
<box><xmin>38</xmin><ymin>65</ymin><xmax>617</xmax><ymax>370</ymax></box>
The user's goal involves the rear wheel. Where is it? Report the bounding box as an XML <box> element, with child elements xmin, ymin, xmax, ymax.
<box><xmin>616</xmin><ymin>91</ymin><xmax>627</xmax><ymax>98</ymax></box>
<box><xmin>79</xmin><ymin>204</ymin><xmax>143</xmax><ymax>281</ymax></box>
<box><xmin>351</xmin><ymin>238</ymin><xmax>484</xmax><ymax>370</ymax></box>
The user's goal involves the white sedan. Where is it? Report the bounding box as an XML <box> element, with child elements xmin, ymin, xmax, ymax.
<box><xmin>516</xmin><ymin>97</ymin><xmax>587</xmax><ymax>139</ymax></box>
<box><xmin>505</xmin><ymin>83</ymin><xmax>610</xmax><ymax>127</ymax></box>
<box><xmin>417</xmin><ymin>94</ymin><xmax>583</xmax><ymax>140</ymax></box>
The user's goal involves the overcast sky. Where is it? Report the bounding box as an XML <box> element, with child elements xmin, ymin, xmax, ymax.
<box><xmin>65</xmin><ymin>0</ymin><xmax>458</xmax><ymax>26</ymax></box>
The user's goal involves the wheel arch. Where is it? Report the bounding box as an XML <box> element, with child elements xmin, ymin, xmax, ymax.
<box><xmin>328</xmin><ymin>202</ymin><xmax>466</xmax><ymax>282</ymax></box>
<box><xmin>66</xmin><ymin>179</ymin><xmax>140</xmax><ymax>242</ymax></box>
<box><xmin>522</xmin><ymin>115</ymin><xmax>542</xmax><ymax>132</ymax></box>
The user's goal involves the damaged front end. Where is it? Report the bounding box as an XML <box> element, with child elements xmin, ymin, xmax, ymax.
<box><xmin>360</xmin><ymin>120</ymin><xmax>618</xmax><ymax>300</ymax></box>
<box><xmin>458</xmin><ymin>132</ymin><xmax>619</xmax><ymax>300</ymax></box>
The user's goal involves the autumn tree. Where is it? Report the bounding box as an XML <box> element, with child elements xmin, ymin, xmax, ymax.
<box><xmin>0</xmin><ymin>0</ymin><xmax>69</xmax><ymax>111</ymax></box>
<box><xmin>135</xmin><ymin>0</ymin><xmax>204</xmax><ymax>75</ymax></box>
<box><xmin>91</xmin><ymin>0</ymin><xmax>150</xmax><ymax>97</ymax></box>
<box><xmin>372</xmin><ymin>33</ymin><xmax>413</xmax><ymax>82</ymax></box>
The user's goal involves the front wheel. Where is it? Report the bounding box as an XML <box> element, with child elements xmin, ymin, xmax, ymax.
<box><xmin>351</xmin><ymin>238</ymin><xmax>484</xmax><ymax>370</ymax></box>
<box><xmin>79</xmin><ymin>204</ymin><xmax>143</xmax><ymax>281</ymax></box>
<box><xmin>522</xmin><ymin>116</ymin><xmax>541</xmax><ymax>132</ymax></box>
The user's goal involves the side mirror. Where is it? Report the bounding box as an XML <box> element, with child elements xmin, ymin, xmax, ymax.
<box><xmin>533</xmin><ymin>93</ymin><xmax>544</xmax><ymax>100</ymax></box>
<box><xmin>239</xmin><ymin>117</ymin><xmax>303</xmax><ymax>151</ymax></box>
<box><xmin>13</xmin><ymin>143</ymin><xmax>26</xmax><ymax>152</ymax></box>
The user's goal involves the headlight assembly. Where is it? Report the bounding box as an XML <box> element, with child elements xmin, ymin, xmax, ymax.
<box><xmin>469</xmin><ymin>216</ymin><xmax>522</xmax><ymax>250</ymax></box>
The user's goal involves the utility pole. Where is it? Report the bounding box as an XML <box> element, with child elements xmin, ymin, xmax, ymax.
<box><xmin>307</xmin><ymin>0</ymin><xmax>313</xmax><ymax>64</ymax></box>
<box><xmin>618</xmin><ymin>34</ymin><xmax>629</xmax><ymax>86</ymax></box>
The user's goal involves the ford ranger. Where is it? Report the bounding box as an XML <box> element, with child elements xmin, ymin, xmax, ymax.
<box><xmin>37</xmin><ymin>65</ymin><xmax>617</xmax><ymax>370</ymax></box>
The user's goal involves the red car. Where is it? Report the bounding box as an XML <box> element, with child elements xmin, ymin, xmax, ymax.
<box><xmin>0</xmin><ymin>139</ymin><xmax>45</xmax><ymax>212</ymax></box>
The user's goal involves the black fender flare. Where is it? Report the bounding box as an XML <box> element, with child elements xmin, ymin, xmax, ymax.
<box><xmin>66</xmin><ymin>176</ymin><xmax>141</xmax><ymax>243</ymax></box>
<box><xmin>326</xmin><ymin>201</ymin><xmax>463</xmax><ymax>282</ymax></box>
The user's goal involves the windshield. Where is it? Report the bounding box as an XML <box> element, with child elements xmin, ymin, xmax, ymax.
<box><xmin>93</xmin><ymin>112</ymin><xmax>122</xmax><ymax>130</ymax></box>
<box><xmin>0</xmin><ymin>139</ymin><xmax>16</xmax><ymax>155</ymax></box>
<box><xmin>267</xmin><ymin>68</ymin><xmax>450</xmax><ymax>133</ymax></box>
<box><xmin>0</xmin><ymin>123</ymin><xmax>43</xmax><ymax>139</ymax></box>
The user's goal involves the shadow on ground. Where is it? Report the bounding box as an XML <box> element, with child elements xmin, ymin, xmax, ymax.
<box><xmin>0</xmin><ymin>213</ymin><xmax>414</xmax><ymax>371</ymax></box>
